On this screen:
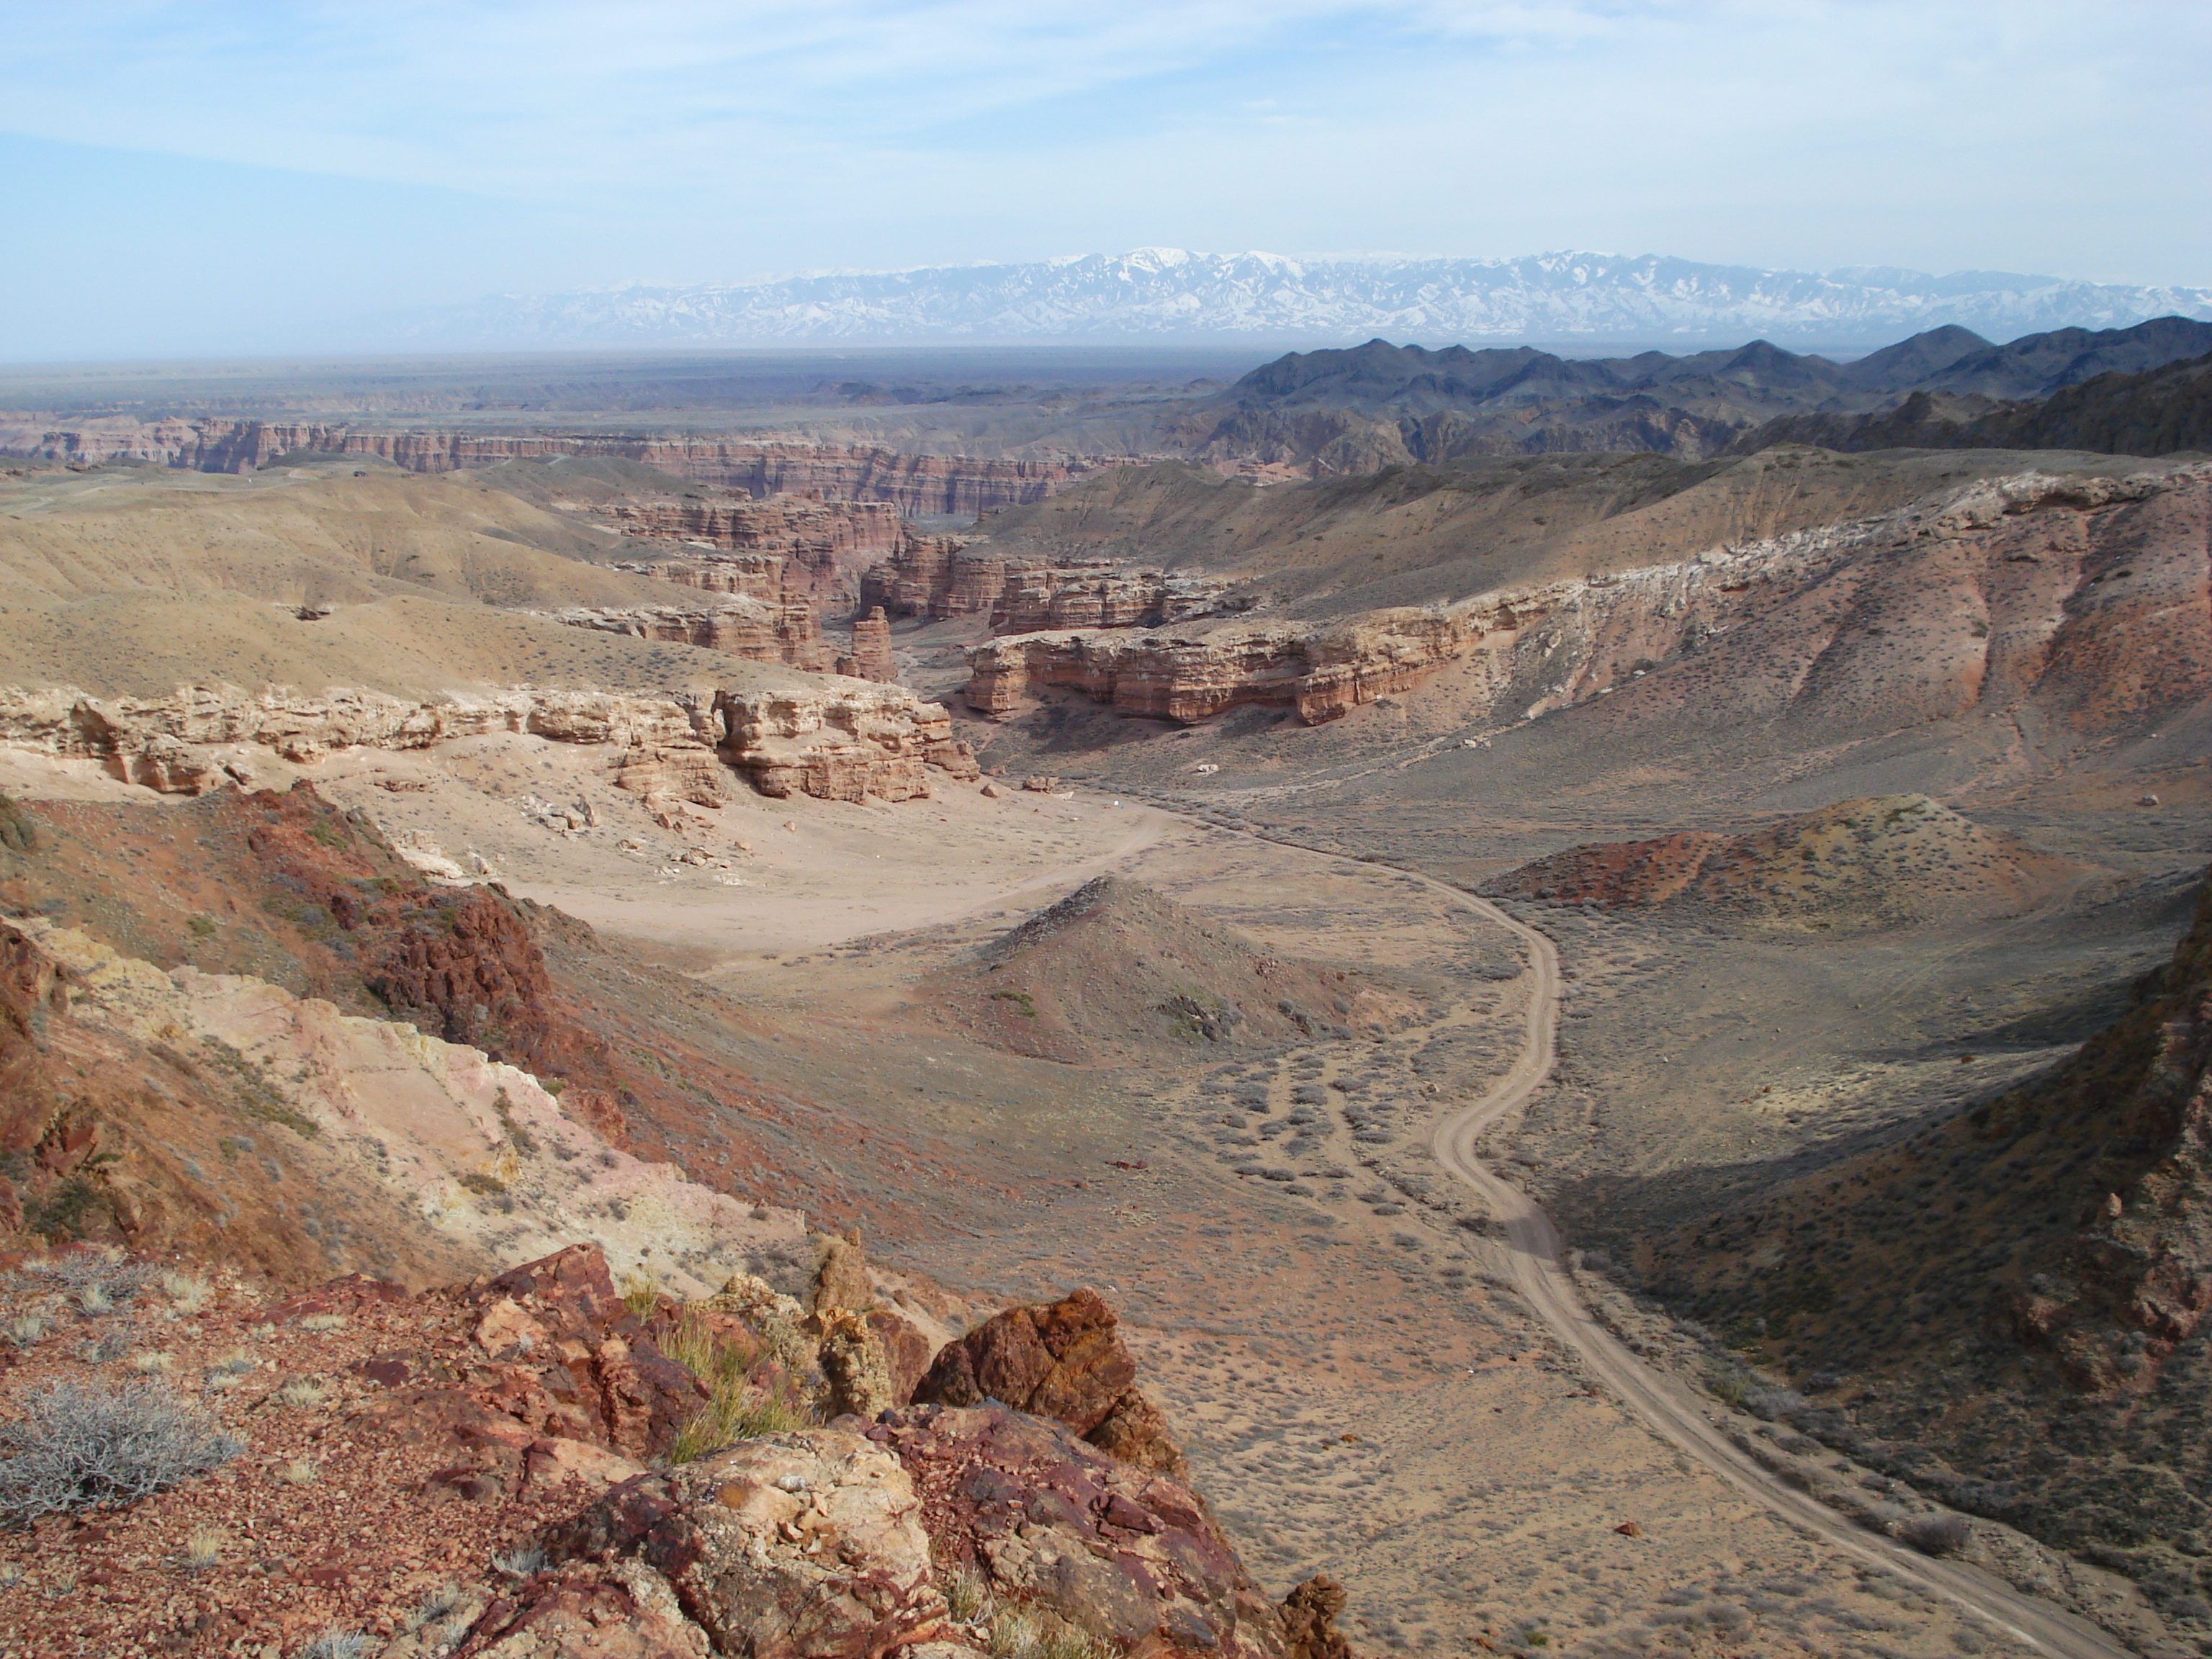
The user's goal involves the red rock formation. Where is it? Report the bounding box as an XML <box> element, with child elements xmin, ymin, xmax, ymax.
<box><xmin>966</xmin><ymin>610</ymin><xmax>1478</xmax><ymax>726</ymax></box>
<box><xmin>606</xmin><ymin>495</ymin><xmax>902</xmax><ymax>606</ymax></box>
<box><xmin>0</xmin><ymin>418</ymin><xmax>1136</xmax><ymax>516</ymax></box>
<box><xmin>551</xmin><ymin>598</ymin><xmax>830</xmax><ymax>672</ymax></box>
<box><xmin>835</xmin><ymin>607</ymin><xmax>897</xmax><ymax>683</ymax></box>
<box><xmin>860</xmin><ymin>534</ymin><xmax>1231</xmax><ymax>631</ymax></box>
<box><xmin>968</xmin><ymin>464</ymin><xmax>2212</xmax><ymax>736</ymax></box>
<box><xmin>622</xmin><ymin>553</ymin><xmax>786</xmax><ymax>601</ymax></box>
<box><xmin>711</xmin><ymin>683</ymin><xmax>963</xmax><ymax>803</ymax></box>
<box><xmin>911</xmin><ymin>1287</ymin><xmax>1186</xmax><ymax>1475</ymax></box>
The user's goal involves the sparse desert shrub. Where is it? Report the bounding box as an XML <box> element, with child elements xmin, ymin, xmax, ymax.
<box><xmin>0</xmin><ymin>1379</ymin><xmax>243</xmax><ymax>1522</ymax></box>
<box><xmin>1744</xmin><ymin>1386</ymin><xmax>1807</xmax><ymax>1422</ymax></box>
<box><xmin>276</xmin><ymin>1377</ymin><xmax>328</xmax><ymax>1409</ymax></box>
<box><xmin>300</xmin><ymin>1631</ymin><xmax>369</xmax><ymax>1659</ymax></box>
<box><xmin>129</xmin><ymin>1351</ymin><xmax>176</xmax><ymax>1375</ymax></box>
<box><xmin>182</xmin><ymin>1525</ymin><xmax>223</xmax><ymax>1571</ymax></box>
<box><xmin>494</xmin><ymin>1545</ymin><xmax>547</xmax><ymax>1579</ymax></box>
<box><xmin>945</xmin><ymin>1561</ymin><xmax>994</xmax><ymax>1623</ymax></box>
<box><xmin>159</xmin><ymin>1272</ymin><xmax>212</xmax><ymax>1315</ymax></box>
<box><xmin>620</xmin><ymin>1271</ymin><xmax>660</xmax><ymax>1320</ymax></box>
<box><xmin>278</xmin><ymin>1458</ymin><xmax>318</xmax><ymax>1486</ymax></box>
<box><xmin>1898</xmin><ymin>1512</ymin><xmax>1972</xmax><ymax>1556</ymax></box>
<box><xmin>78</xmin><ymin>1284</ymin><xmax>114</xmax><ymax>1318</ymax></box>
<box><xmin>6</xmin><ymin>1314</ymin><xmax>47</xmax><ymax>1349</ymax></box>
<box><xmin>670</xmin><ymin>1376</ymin><xmax>811</xmax><ymax>1465</ymax></box>
<box><xmin>297</xmin><ymin>1313</ymin><xmax>346</xmax><ymax>1334</ymax></box>
<box><xmin>988</xmin><ymin>1603</ymin><xmax>1110</xmax><ymax>1659</ymax></box>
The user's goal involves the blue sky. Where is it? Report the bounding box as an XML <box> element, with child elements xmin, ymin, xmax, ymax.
<box><xmin>3</xmin><ymin>0</ymin><xmax>2206</xmax><ymax>359</ymax></box>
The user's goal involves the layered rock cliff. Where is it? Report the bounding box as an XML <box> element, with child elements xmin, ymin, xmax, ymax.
<box><xmin>603</xmin><ymin>493</ymin><xmax>902</xmax><ymax>605</ymax></box>
<box><xmin>0</xmin><ymin>678</ymin><xmax>976</xmax><ymax>804</ymax></box>
<box><xmin>0</xmin><ymin>418</ymin><xmax>1130</xmax><ymax>516</ymax></box>
<box><xmin>967</xmin><ymin>608</ymin><xmax>1491</xmax><ymax>725</ymax></box>
<box><xmin>967</xmin><ymin>462</ymin><xmax>2212</xmax><ymax>741</ymax></box>
<box><xmin>837</xmin><ymin>606</ymin><xmax>898</xmax><ymax>683</ymax></box>
<box><xmin>860</xmin><ymin>533</ymin><xmax>1233</xmax><ymax>632</ymax></box>
<box><xmin>549</xmin><ymin>597</ymin><xmax>830</xmax><ymax>672</ymax></box>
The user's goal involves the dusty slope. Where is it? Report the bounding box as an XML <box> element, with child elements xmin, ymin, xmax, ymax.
<box><xmin>0</xmin><ymin>462</ymin><xmax>805</xmax><ymax>698</ymax></box>
<box><xmin>1480</xmin><ymin>794</ymin><xmax>2081</xmax><ymax>930</ymax></box>
<box><xmin>924</xmin><ymin>873</ymin><xmax>1417</xmax><ymax>1063</ymax></box>
<box><xmin>1641</xmin><ymin>868</ymin><xmax>2212</xmax><ymax>1622</ymax></box>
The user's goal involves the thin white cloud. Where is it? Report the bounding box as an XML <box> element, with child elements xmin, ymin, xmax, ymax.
<box><xmin>1</xmin><ymin>0</ymin><xmax>2205</xmax><ymax>297</ymax></box>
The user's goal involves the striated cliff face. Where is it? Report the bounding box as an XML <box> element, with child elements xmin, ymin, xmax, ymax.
<box><xmin>0</xmin><ymin>678</ymin><xmax>976</xmax><ymax>804</ymax></box>
<box><xmin>837</xmin><ymin>606</ymin><xmax>898</xmax><ymax>683</ymax></box>
<box><xmin>860</xmin><ymin>532</ymin><xmax>1233</xmax><ymax>632</ymax></box>
<box><xmin>0</xmin><ymin>417</ymin><xmax>1130</xmax><ymax>516</ymax></box>
<box><xmin>967</xmin><ymin>606</ymin><xmax>1498</xmax><ymax>725</ymax></box>
<box><xmin>603</xmin><ymin>493</ymin><xmax>902</xmax><ymax>605</ymax></box>
<box><xmin>549</xmin><ymin>596</ymin><xmax>830</xmax><ymax>672</ymax></box>
<box><xmin>968</xmin><ymin>463</ymin><xmax>2212</xmax><ymax>740</ymax></box>
<box><xmin>713</xmin><ymin>683</ymin><xmax>976</xmax><ymax>802</ymax></box>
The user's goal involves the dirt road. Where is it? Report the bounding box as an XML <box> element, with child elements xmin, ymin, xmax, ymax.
<box><xmin>1415</xmin><ymin>878</ymin><xmax>2137</xmax><ymax>1659</ymax></box>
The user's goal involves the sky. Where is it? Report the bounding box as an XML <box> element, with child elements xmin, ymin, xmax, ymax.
<box><xmin>3</xmin><ymin>0</ymin><xmax>2206</xmax><ymax>360</ymax></box>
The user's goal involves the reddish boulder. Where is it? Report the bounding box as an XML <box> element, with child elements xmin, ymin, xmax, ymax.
<box><xmin>912</xmin><ymin>1288</ymin><xmax>1187</xmax><ymax>1475</ymax></box>
<box><xmin>538</xmin><ymin>1430</ymin><xmax>949</xmax><ymax>1659</ymax></box>
<box><xmin>873</xmin><ymin>1402</ymin><xmax>1287</xmax><ymax>1659</ymax></box>
<box><xmin>912</xmin><ymin>1287</ymin><xmax>1135</xmax><ymax>1434</ymax></box>
<box><xmin>456</xmin><ymin>1560</ymin><xmax>709</xmax><ymax>1658</ymax></box>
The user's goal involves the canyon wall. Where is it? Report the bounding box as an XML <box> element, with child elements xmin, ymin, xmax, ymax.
<box><xmin>966</xmin><ymin>464</ymin><xmax>2212</xmax><ymax>737</ymax></box>
<box><xmin>0</xmin><ymin>416</ymin><xmax>1135</xmax><ymax>516</ymax></box>
<box><xmin>859</xmin><ymin>533</ymin><xmax>1233</xmax><ymax>631</ymax></box>
<box><xmin>549</xmin><ymin>596</ymin><xmax>830</xmax><ymax>672</ymax></box>
<box><xmin>0</xmin><ymin>678</ymin><xmax>974</xmax><ymax>804</ymax></box>
<box><xmin>604</xmin><ymin>494</ymin><xmax>901</xmax><ymax>604</ymax></box>
<box><xmin>966</xmin><ymin>608</ymin><xmax>1498</xmax><ymax>725</ymax></box>
<box><xmin>837</xmin><ymin>606</ymin><xmax>898</xmax><ymax>683</ymax></box>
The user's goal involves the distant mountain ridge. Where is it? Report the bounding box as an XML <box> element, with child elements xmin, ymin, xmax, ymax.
<box><xmin>372</xmin><ymin>249</ymin><xmax>2212</xmax><ymax>351</ymax></box>
<box><xmin>1172</xmin><ymin>316</ymin><xmax>2212</xmax><ymax>470</ymax></box>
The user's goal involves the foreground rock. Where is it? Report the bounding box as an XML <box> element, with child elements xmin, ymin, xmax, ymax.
<box><xmin>485</xmin><ymin>1405</ymin><xmax>1340</xmax><ymax>1659</ymax></box>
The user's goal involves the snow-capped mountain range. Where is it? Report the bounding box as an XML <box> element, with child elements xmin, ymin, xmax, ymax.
<box><xmin>375</xmin><ymin>249</ymin><xmax>2212</xmax><ymax>350</ymax></box>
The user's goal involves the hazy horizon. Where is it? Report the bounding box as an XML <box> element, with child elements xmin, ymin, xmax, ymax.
<box><xmin>6</xmin><ymin>2</ymin><xmax>2206</xmax><ymax>361</ymax></box>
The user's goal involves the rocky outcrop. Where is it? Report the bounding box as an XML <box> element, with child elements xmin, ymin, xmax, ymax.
<box><xmin>530</xmin><ymin>1431</ymin><xmax>950</xmax><ymax>1659</ymax></box>
<box><xmin>856</xmin><ymin>534</ymin><xmax>989</xmax><ymax>619</ymax></box>
<box><xmin>497</xmin><ymin>1401</ymin><xmax>1317</xmax><ymax>1659</ymax></box>
<box><xmin>992</xmin><ymin>563</ymin><xmax>1233</xmax><ymax>634</ymax></box>
<box><xmin>0</xmin><ymin>419</ymin><xmax>1127</xmax><ymax>515</ymax></box>
<box><xmin>835</xmin><ymin>607</ymin><xmax>897</xmax><ymax>683</ymax></box>
<box><xmin>0</xmin><ymin>678</ymin><xmax>977</xmax><ymax>806</ymax></box>
<box><xmin>966</xmin><ymin>609</ymin><xmax>1483</xmax><ymax>726</ymax></box>
<box><xmin>711</xmin><ymin>683</ymin><xmax>968</xmax><ymax>803</ymax></box>
<box><xmin>968</xmin><ymin>462</ymin><xmax>2212</xmax><ymax>740</ymax></box>
<box><xmin>549</xmin><ymin>599</ymin><xmax>830</xmax><ymax>672</ymax></box>
<box><xmin>606</xmin><ymin>495</ymin><xmax>904</xmax><ymax>607</ymax></box>
<box><xmin>860</xmin><ymin>535</ymin><xmax>1231</xmax><ymax>632</ymax></box>
<box><xmin>618</xmin><ymin>554</ymin><xmax>786</xmax><ymax>601</ymax></box>
<box><xmin>912</xmin><ymin>1288</ymin><xmax>1187</xmax><ymax>1477</ymax></box>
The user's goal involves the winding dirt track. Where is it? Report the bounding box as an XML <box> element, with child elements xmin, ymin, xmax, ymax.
<box><xmin>1409</xmin><ymin>876</ymin><xmax>2135</xmax><ymax>1659</ymax></box>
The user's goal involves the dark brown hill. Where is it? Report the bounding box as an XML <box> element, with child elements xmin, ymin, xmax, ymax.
<box><xmin>1738</xmin><ymin>352</ymin><xmax>2212</xmax><ymax>460</ymax></box>
<box><xmin>1165</xmin><ymin>320</ymin><xmax>2212</xmax><ymax>471</ymax></box>
<box><xmin>1643</xmin><ymin>868</ymin><xmax>2212</xmax><ymax>1608</ymax></box>
<box><xmin>1479</xmin><ymin>794</ymin><xmax>2078</xmax><ymax>930</ymax></box>
<box><xmin>925</xmin><ymin>874</ymin><xmax>1413</xmax><ymax>1064</ymax></box>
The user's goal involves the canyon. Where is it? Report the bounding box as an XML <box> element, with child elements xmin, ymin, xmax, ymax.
<box><xmin>5</xmin><ymin>338</ymin><xmax>2212</xmax><ymax>1659</ymax></box>
<box><xmin>0</xmin><ymin>415</ymin><xmax>1133</xmax><ymax>516</ymax></box>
